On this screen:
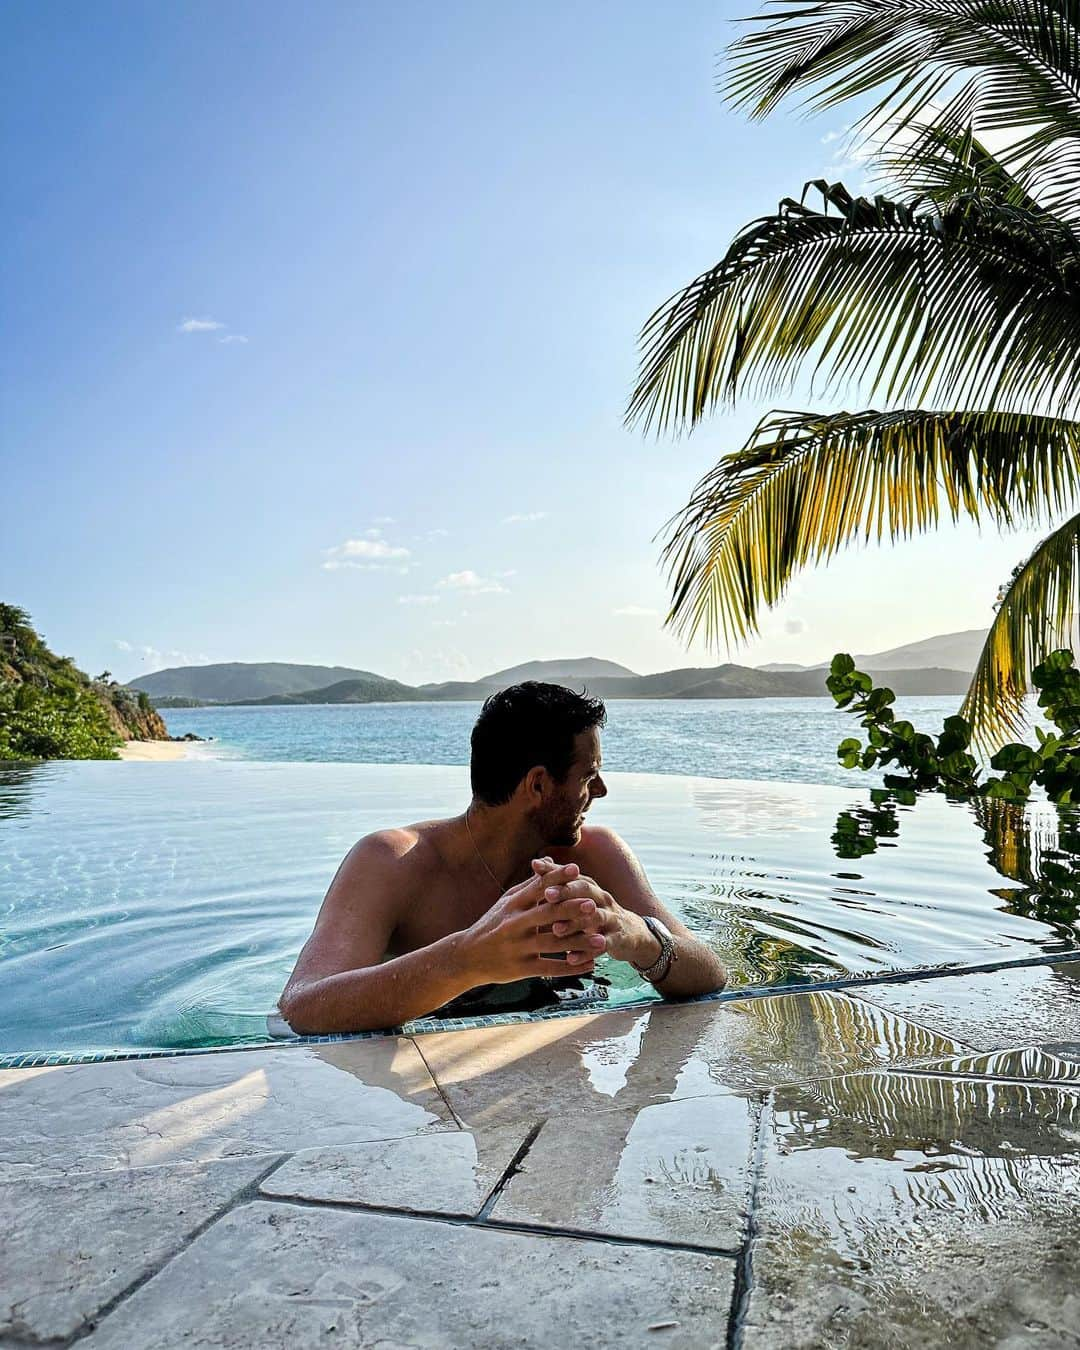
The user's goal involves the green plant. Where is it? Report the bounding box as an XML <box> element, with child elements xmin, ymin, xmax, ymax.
<box><xmin>0</xmin><ymin>682</ymin><xmax>120</xmax><ymax>760</ymax></box>
<box><xmin>629</xmin><ymin>1</ymin><xmax>1080</xmax><ymax>748</ymax></box>
<box><xmin>828</xmin><ymin>649</ymin><xmax>1080</xmax><ymax>805</ymax></box>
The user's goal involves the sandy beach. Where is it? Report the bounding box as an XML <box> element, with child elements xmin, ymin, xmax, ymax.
<box><xmin>118</xmin><ymin>739</ymin><xmax>192</xmax><ymax>761</ymax></box>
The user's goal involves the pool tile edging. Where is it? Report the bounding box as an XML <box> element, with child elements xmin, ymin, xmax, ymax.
<box><xmin>3</xmin><ymin>947</ymin><xmax>1079</xmax><ymax>1071</ymax></box>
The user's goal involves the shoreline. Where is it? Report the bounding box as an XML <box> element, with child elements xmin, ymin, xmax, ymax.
<box><xmin>118</xmin><ymin>739</ymin><xmax>194</xmax><ymax>762</ymax></box>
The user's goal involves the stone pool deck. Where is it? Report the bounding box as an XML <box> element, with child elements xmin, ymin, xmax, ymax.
<box><xmin>3</xmin><ymin>960</ymin><xmax>1080</xmax><ymax>1349</ymax></box>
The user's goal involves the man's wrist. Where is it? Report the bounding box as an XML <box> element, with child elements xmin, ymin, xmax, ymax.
<box><xmin>624</xmin><ymin>914</ymin><xmax>664</xmax><ymax>968</ymax></box>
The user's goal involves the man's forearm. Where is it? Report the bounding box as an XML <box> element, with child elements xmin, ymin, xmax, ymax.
<box><xmin>280</xmin><ymin>932</ymin><xmax>477</xmax><ymax>1034</ymax></box>
<box><xmin>625</xmin><ymin>922</ymin><xmax>727</xmax><ymax>1000</ymax></box>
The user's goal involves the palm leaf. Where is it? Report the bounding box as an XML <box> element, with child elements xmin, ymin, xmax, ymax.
<box><xmin>628</xmin><ymin>180</ymin><xmax>1080</xmax><ymax>433</ymax></box>
<box><xmin>727</xmin><ymin>2</ymin><xmax>1080</xmax><ymax>164</ymax></box>
<box><xmin>962</xmin><ymin>510</ymin><xmax>1080</xmax><ymax>744</ymax></box>
<box><xmin>660</xmin><ymin>406</ymin><xmax>1080</xmax><ymax>651</ymax></box>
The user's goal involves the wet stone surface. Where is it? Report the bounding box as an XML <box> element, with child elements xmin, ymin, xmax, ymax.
<box><xmin>908</xmin><ymin>1043</ymin><xmax>1080</xmax><ymax>1084</ymax></box>
<box><xmin>0</xmin><ymin>1156</ymin><xmax>272</xmax><ymax>1342</ymax></box>
<box><xmin>492</xmin><ymin>1092</ymin><xmax>758</xmax><ymax>1249</ymax></box>
<box><xmin>260</xmin><ymin>1126</ymin><xmax>528</xmax><ymax>1217</ymax></box>
<box><xmin>743</xmin><ymin>1068</ymin><xmax>1080</xmax><ymax>1349</ymax></box>
<box><xmin>851</xmin><ymin>960</ymin><xmax>1080</xmax><ymax>1052</ymax></box>
<box><xmin>412</xmin><ymin>990</ymin><xmax>963</xmax><ymax>1128</ymax></box>
<box><xmin>82</xmin><ymin>1201</ymin><xmax>736</xmax><ymax>1349</ymax></box>
<box><xmin>0</xmin><ymin>1042</ymin><xmax>452</xmax><ymax>1180</ymax></box>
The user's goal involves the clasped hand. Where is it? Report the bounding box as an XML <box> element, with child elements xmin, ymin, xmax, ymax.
<box><xmin>462</xmin><ymin>856</ymin><xmax>645</xmax><ymax>985</ymax></box>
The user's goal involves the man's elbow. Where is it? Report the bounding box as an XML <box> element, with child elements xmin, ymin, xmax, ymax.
<box><xmin>278</xmin><ymin>984</ymin><xmax>324</xmax><ymax>1036</ymax></box>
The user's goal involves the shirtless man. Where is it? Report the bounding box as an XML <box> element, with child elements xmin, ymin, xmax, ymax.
<box><xmin>279</xmin><ymin>682</ymin><xmax>727</xmax><ymax>1033</ymax></box>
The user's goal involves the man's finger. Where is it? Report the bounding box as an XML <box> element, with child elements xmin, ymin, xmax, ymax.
<box><xmin>525</xmin><ymin>930</ymin><xmax>606</xmax><ymax>957</ymax></box>
<box><xmin>532</xmin><ymin>955</ymin><xmax>596</xmax><ymax>977</ymax></box>
<box><xmin>543</xmin><ymin>878</ymin><xmax>603</xmax><ymax>905</ymax></box>
<box><xmin>506</xmin><ymin>864</ymin><xmax>579</xmax><ymax>912</ymax></box>
<box><xmin>538</xmin><ymin>896</ymin><xmax>597</xmax><ymax>927</ymax></box>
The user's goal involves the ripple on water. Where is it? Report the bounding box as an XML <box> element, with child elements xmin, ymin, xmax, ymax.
<box><xmin>1</xmin><ymin>761</ymin><xmax>1079</xmax><ymax>1054</ymax></box>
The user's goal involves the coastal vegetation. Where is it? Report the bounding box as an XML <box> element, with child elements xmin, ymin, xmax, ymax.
<box><xmin>630</xmin><ymin>0</ymin><xmax>1080</xmax><ymax>748</ymax></box>
<box><xmin>0</xmin><ymin>604</ymin><xmax>167</xmax><ymax>760</ymax></box>
<box><xmin>828</xmin><ymin>650</ymin><xmax>1080</xmax><ymax>805</ymax></box>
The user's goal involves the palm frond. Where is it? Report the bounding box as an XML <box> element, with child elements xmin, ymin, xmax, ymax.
<box><xmin>628</xmin><ymin>180</ymin><xmax>1080</xmax><ymax>433</ymax></box>
<box><xmin>880</xmin><ymin>117</ymin><xmax>1048</xmax><ymax>211</ymax></box>
<box><xmin>728</xmin><ymin>1</ymin><xmax>1080</xmax><ymax>220</ymax></box>
<box><xmin>660</xmin><ymin>406</ymin><xmax>1080</xmax><ymax>649</ymax></box>
<box><xmin>962</xmin><ymin>510</ymin><xmax>1080</xmax><ymax>745</ymax></box>
<box><xmin>728</xmin><ymin>2</ymin><xmax>1080</xmax><ymax>139</ymax></box>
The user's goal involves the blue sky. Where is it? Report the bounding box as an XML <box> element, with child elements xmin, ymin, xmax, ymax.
<box><xmin>2</xmin><ymin>0</ymin><xmax>1045</xmax><ymax>683</ymax></box>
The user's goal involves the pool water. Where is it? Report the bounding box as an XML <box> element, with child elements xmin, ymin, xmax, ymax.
<box><xmin>2</xmin><ymin>761</ymin><xmax>1079</xmax><ymax>1056</ymax></box>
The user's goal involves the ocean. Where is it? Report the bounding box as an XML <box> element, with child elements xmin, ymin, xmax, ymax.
<box><xmin>160</xmin><ymin>695</ymin><xmax>964</xmax><ymax>788</ymax></box>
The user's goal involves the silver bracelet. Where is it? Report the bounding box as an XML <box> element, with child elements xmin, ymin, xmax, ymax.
<box><xmin>631</xmin><ymin>916</ymin><xmax>677</xmax><ymax>984</ymax></box>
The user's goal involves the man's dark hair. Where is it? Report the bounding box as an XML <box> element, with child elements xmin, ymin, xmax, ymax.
<box><xmin>470</xmin><ymin>681</ymin><xmax>607</xmax><ymax>805</ymax></box>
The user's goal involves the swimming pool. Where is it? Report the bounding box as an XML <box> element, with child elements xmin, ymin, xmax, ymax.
<box><xmin>2</xmin><ymin>761</ymin><xmax>1078</xmax><ymax>1057</ymax></box>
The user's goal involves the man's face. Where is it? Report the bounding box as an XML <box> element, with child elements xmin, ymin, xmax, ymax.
<box><xmin>538</xmin><ymin>727</ymin><xmax>607</xmax><ymax>847</ymax></box>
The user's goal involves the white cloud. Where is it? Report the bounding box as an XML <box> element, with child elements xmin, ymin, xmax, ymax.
<box><xmin>322</xmin><ymin>560</ymin><xmax>410</xmax><ymax>573</ymax></box>
<box><xmin>324</xmin><ymin>536</ymin><xmax>412</xmax><ymax>566</ymax></box>
<box><xmin>373</xmin><ymin>515</ymin><xmax>396</xmax><ymax>525</ymax></box>
<box><xmin>398</xmin><ymin>594</ymin><xmax>440</xmax><ymax>606</ymax></box>
<box><xmin>613</xmin><ymin>605</ymin><xmax>659</xmax><ymax>618</ymax></box>
<box><xmin>178</xmin><ymin>317</ymin><xmax>225</xmax><ymax>333</ymax></box>
<box><xmin>785</xmin><ymin>618</ymin><xmax>807</xmax><ymax>635</ymax></box>
<box><xmin>436</xmin><ymin>569</ymin><xmax>508</xmax><ymax>594</ymax></box>
<box><xmin>114</xmin><ymin>640</ymin><xmax>211</xmax><ymax>670</ymax></box>
<box><xmin>218</xmin><ymin>334</ymin><xmax>249</xmax><ymax>344</ymax></box>
<box><xmin>502</xmin><ymin>511</ymin><xmax>548</xmax><ymax>524</ymax></box>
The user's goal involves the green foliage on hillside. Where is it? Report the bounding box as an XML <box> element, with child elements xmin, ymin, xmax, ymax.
<box><xmin>0</xmin><ymin>604</ymin><xmax>121</xmax><ymax>760</ymax></box>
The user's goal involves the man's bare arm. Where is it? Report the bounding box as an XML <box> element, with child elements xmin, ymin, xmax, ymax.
<box><xmin>279</xmin><ymin>837</ymin><xmax>598</xmax><ymax>1033</ymax></box>
<box><xmin>545</xmin><ymin>828</ymin><xmax>727</xmax><ymax>999</ymax></box>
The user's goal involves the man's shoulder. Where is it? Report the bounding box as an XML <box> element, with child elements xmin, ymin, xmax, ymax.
<box><xmin>557</xmin><ymin>823</ymin><xmax>633</xmax><ymax>866</ymax></box>
<box><xmin>343</xmin><ymin>823</ymin><xmax>442</xmax><ymax>877</ymax></box>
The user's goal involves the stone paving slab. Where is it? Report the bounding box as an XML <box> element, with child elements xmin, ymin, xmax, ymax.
<box><xmin>412</xmin><ymin>991</ymin><xmax>963</xmax><ymax>1128</ymax></box>
<box><xmin>851</xmin><ymin>960</ymin><xmax>1080</xmax><ymax>1052</ymax></box>
<box><xmin>743</xmin><ymin>1068</ymin><xmax>1080</xmax><ymax>1349</ymax></box>
<box><xmin>260</xmin><ymin>1125</ymin><xmax>528</xmax><ymax>1217</ymax></box>
<box><xmin>492</xmin><ymin>1091</ymin><xmax>758</xmax><ymax>1249</ymax></box>
<box><xmin>83</xmin><ymin>1200</ymin><xmax>736</xmax><ymax>1349</ymax></box>
<box><xmin>0</xmin><ymin>1041</ymin><xmax>452</xmax><ymax>1180</ymax></box>
<box><xmin>0</xmin><ymin>1155</ymin><xmax>272</xmax><ymax>1342</ymax></box>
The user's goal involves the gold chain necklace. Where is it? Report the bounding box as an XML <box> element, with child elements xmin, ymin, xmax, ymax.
<box><xmin>464</xmin><ymin>807</ymin><xmax>504</xmax><ymax>892</ymax></box>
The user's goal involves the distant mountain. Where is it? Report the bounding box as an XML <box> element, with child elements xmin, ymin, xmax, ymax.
<box><xmin>130</xmin><ymin>641</ymin><xmax>977</xmax><ymax>708</ymax></box>
<box><xmin>480</xmin><ymin>657</ymin><xmax>639</xmax><ymax>683</ymax></box>
<box><xmin>128</xmin><ymin>662</ymin><xmax>391</xmax><ymax>703</ymax></box>
<box><xmin>241</xmin><ymin>676</ymin><xmax>420</xmax><ymax>706</ymax></box>
<box><xmin>758</xmin><ymin>629</ymin><xmax>987</xmax><ymax>675</ymax></box>
<box><xmin>248</xmin><ymin>660</ymin><xmax>972</xmax><ymax>707</ymax></box>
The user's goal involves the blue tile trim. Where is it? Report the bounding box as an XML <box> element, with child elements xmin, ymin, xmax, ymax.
<box><xmin>2</xmin><ymin>947</ymin><xmax>1080</xmax><ymax>1071</ymax></box>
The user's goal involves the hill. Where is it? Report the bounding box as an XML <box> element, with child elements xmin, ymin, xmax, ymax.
<box><xmin>129</xmin><ymin>662</ymin><xmax>391</xmax><ymax>703</ymax></box>
<box><xmin>480</xmin><ymin>657</ymin><xmax>638</xmax><ymax>683</ymax></box>
<box><xmin>1</xmin><ymin>604</ymin><xmax>168</xmax><ymax>759</ymax></box>
<box><xmin>758</xmin><ymin>628</ymin><xmax>987</xmax><ymax>674</ymax></box>
<box><xmin>241</xmin><ymin>676</ymin><xmax>421</xmax><ymax>706</ymax></box>
<box><xmin>231</xmin><ymin>659</ymin><xmax>973</xmax><ymax>706</ymax></box>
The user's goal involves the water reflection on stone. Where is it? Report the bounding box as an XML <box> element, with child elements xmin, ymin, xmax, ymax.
<box><xmin>749</xmin><ymin>1060</ymin><xmax>1080</xmax><ymax>1347</ymax></box>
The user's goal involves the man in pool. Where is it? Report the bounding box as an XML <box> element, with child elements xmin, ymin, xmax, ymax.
<box><xmin>279</xmin><ymin>682</ymin><xmax>727</xmax><ymax>1033</ymax></box>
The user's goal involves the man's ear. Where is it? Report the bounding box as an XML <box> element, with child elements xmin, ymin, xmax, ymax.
<box><xmin>523</xmin><ymin>765</ymin><xmax>547</xmax><ymax>804</ymax></box>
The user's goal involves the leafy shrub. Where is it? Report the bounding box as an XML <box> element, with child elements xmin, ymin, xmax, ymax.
<box><xmin>0</xmin><ymin>682</ymin><xmax>120</xmax><ymax>760</ymax></box>
<box><xmin>827</xmin><ymin>649</ymin><xmax>1080</xmax><ymax>805</ymax></box>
